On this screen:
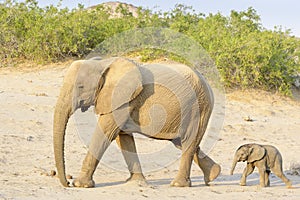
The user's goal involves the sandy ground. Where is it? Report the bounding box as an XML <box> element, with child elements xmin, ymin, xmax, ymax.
<box><xmin>0</xmin><ymin>62</ymin><xmax>300</xmax><ymax>200</ymax></box>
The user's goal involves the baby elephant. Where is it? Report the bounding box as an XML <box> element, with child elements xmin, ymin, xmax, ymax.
<box><xmin>230</xmin><ymin>143</ymin><xmax>292</xmax><ymax>188</ymax></box>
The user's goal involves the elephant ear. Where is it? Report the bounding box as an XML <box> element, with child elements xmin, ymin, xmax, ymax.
<box><xmin>95</xmin><ymin>58</ymin><xmax>143</xmax><ymax>115</ymax></box>
<box><xmin>247</xmin><ymin>144</ymin><xmax>266</xmax><ymax>163</ymax></box>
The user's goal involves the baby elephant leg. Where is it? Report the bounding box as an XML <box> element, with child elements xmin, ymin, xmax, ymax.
<box><xmin>265</xmin><ymin>169</ymin><xmax>270</xmax><ymax>187</ymax></box>
<box><xmin>258</xmin><ymin>166</ymin><xmax>267</xmax><ymax>187</ymax></box>
<box><xmin>240</xmin><ymin>163</ymin><xmax>254</xmax><ymax>186</ymax></box>
<box><xmin>271</xmin><ymin>164</ymin><xmax>292</xmax><ymax>188</ymax></box>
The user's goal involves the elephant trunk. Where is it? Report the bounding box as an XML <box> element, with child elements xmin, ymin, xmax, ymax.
<box><xmin>53</xmin><ymin>95</ymin><xmax>72</xmax><ymax>187</ymax></box>
<box><xmin>230</xmin><ymin>155</ymin><xmax>238</xmax><ymax>175</ymax></box>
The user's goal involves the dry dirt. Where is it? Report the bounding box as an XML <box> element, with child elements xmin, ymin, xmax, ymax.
<box><xmin>0</xmin><ymin>62</ymin><xmax>299</xmax><ymax>199</ymax></box>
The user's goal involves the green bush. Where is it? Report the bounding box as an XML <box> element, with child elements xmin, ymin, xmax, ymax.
<box><xmin>0</xmin><ymin>1</ymin><xmax>299</xmax><ymax>95</ymax></box>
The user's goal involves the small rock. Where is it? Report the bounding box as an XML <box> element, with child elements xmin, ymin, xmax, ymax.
<box><xmin>66</xmin><ymin>174</ymin><xmax>73</xmax><ymax>179</ymax></box>
<box><xmin>35</xmin><ymin>93</ymin><xmax>48</xmax><ymax>97</ymax></box>
<box><xmin>27</xmin><ymin>136</ymin><xmax>34</xmax><ymax>141</ymax></box>
<box><xmin>243</xmin><ymin>116</ymin><xmax>254</xmax><ymax>122</ymax></box>
<box><xmin>40</xmin><ymin>172</ymin><xmax>49</xmax><ymax>176</ymax></box>
<box><xmin>50</xmin><ymin>170</ymin><xmax>56</xmax><ymax>177</ymax></box>
<box><xmin>36</xmin><ymin>121</ymin><xmax>43</xmax><ymax>125</ymax></box>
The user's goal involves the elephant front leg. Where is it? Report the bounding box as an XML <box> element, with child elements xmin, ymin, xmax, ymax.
<box><xmin>258</xmin><ymin>167</ymin><xmax>267</xmax><ymax>187</ymax></box>
<box><xmin>116</xmin><ymin>134</ymin><xmax>146</xmax><ymax>183</ymax></box>
<box><xmin>73</xmin><ymin>114</ymin><xmax>120</xmax><ymax>188</ymax></box>
<box><xmin>193</xmin><ymin>147</ymin><xmax>221</xmax><ymax>185</ymax></box>
<box><xmin>73</xmin><ymin>151</ymin><xmax>99</xmax><ymax>188</ymax></box>
<box><xmin>240</xmin><ymin>163</ymin><xmax>254</xmax><ymax>186</ymax></box>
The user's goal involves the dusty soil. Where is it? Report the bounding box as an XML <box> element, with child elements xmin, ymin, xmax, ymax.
<box><xmin>0</xmin><ymin>62</ymin><xmax>299</xmax><ymax>199</ymax></box>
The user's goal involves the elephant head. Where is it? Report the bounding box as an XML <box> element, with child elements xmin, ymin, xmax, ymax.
<box><xmin>53</xmin><ymin>57</ymin><xmax>143</xmax><ymax>186</ymax></box>
<box><xmin>230</xmin><ymin>144</ymin><xmax>266</xmax><ymax>175</ymax></box>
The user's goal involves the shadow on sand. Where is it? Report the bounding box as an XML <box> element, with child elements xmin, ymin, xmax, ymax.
<box><xmin>93</xmin><ymin>170</ymin><xmax>299</xmax><ymax>188</ymax></box>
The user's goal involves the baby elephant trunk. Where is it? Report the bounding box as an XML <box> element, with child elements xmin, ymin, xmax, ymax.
<box><xmin>230</xmin><ymin>157</ymin><xmax>238</xmax><ymax>175</ymax></box>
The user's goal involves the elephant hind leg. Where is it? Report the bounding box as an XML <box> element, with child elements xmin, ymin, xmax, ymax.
<box><xmin>193</xmin><ymin>147</ymin><xmax>221</xmax><ymax>185</ymax></box>
<box><xmin>170</xmin><ymin>143</ymin><xmax>195</xmax><ymax>187</ymax></box>
<box><xmin>271</xmin><ymin>165</ymin><xmax>292</xmax><ymax>188</ymax></box>
<box><xmin>171</xmin><ymin>140</ymin><xmax>221</xmax><ymax>186</ymax></box>
<box><xmin>116</xmin><ymin>133</ymin><xmax>146</xmax><ymax>183</ymax></box>
<box><xmin>265</xmin><ymin>169</ymin><xmax>270</xmax><ymax>187</ymax></box>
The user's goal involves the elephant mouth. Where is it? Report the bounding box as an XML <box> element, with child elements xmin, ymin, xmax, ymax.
<box><xmin>81</xmin><ymin>106</ymin><xmax>89</xmax><ymax>112</ymax></box>
<box><xmin>79</xmin><ymin>100</ymin><xmax>90</xmax><ymax>112</ymax></box>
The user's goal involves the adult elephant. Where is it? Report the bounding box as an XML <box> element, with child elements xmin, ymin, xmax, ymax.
<box><xmin>53</xmin><ymin>57</ymin><xmax>221</xmax><ymax>188</ymax></box>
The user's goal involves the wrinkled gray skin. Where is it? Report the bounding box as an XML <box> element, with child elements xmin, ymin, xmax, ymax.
<box><xmin>231</xmin><ymin>143</ymin><xmax>292</xmax><ymax>188</ymax></box>
<box><xmin>53</xmin><ymin>57</ymin><xmax>221</xmax><ymax>188</ymax></box>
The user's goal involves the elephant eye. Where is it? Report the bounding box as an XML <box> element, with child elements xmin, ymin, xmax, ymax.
<box><xmin>78</xmin><ymin>85</ymin><xmax>84</xmax><ymax>89</ymax></box>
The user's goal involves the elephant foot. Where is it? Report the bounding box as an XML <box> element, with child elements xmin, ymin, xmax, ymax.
<box><xmin>170</xmin><ymin>177</ymin><xmax>191</xmax><ymax>187</ymax></box>
<box><xmin>73</xmin><ymin>176</ymin><xmax>95</xmax><ymax>188</ymax></box>
<box><xmin>259</xmin><ymin>184</ymin><xmax>266</xmax><ymax>187</ymax></box>
<box><xmin>203</xmin><ymin>163</ymin><xmax>221</xmax><ymax>185</ymax></box>
<box><xmin>126</xmin><ymin>173</ymin><xmax>146</xmax><ymax>182</ymax></box>
<box><xmin>286</xmin><ymin>181</ymin><xmax>292</xmax><ymax>189</ymax></box>
<box><xmin>240</xmin><ymin>181</ymin><xmax>246</xmax><ymax>186</ymax></box>
<box><xmin>125</xmin><ymin>173</ymin><xmax>147</xmax><ymax>186</ymax></box>
<box><xmin>195</xmin><ymin>152</ymin><xmax>221</xmax><ymax>185</ymax></box>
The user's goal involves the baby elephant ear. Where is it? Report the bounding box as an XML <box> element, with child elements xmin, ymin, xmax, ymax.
<box><xmin>247</xmin><ymin>144</ymin><xmax>266</xmax><ymax>163</ymax></box>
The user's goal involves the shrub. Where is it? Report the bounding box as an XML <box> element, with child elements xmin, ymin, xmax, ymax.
<box><xmin>0</xmin><ymin>1</ymin><xmax>299</xmax><ymax>95</ymax></box>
